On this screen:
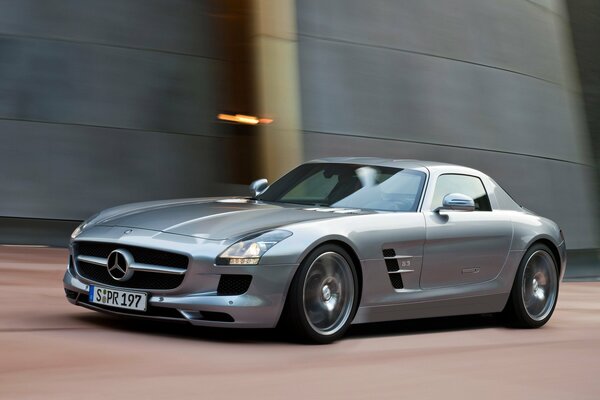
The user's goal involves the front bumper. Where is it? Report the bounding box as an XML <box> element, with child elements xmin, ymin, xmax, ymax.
<box><xmin>558</xmin><ymin>240</ymin><xmax>567</xmax><ymax>282</ymax></box>
<box><xmin>63</xmin><ymin>227</ymin><xmax>299</xmax><ymax>328</ymax></box>
<box><xmin>64</xmin><ymin>264</ymin><xmax>297</xmax><ymax>328</ymax></box>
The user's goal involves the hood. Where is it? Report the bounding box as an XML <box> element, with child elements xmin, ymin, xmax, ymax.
<box><xmin>95</xmin><ymin>198</ymin><xmax>358</xmax><ymax>240</ymax></box>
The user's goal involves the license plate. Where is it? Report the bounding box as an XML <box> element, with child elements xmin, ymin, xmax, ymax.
<box><xmin>89</xmin><ymin>285</ymin><xmax>147</xmax><ymax>312</ymax></box>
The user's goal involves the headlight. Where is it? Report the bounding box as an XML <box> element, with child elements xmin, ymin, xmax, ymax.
<box><xmin>217</xmin><ymin>230</ymin><xmax>292</xmax><ymax>265</ymax></box>
<box><xmin>70</xmin><ymin>213</ymin><xmax>100</xmax><ymax>239</ymax></box>
<box><xmin>70</xmin><ymin>223</ymin><xmax>85</xmax><ymax>239</ymax></box>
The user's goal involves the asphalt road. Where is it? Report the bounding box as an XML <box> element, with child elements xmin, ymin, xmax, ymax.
<box><xmin>1</xmin><ymin>246</ymin><xmax>599</xmax><ymax>400</ymax></box>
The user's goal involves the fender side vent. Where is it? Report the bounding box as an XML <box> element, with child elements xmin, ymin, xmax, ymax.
<box><xmin>385</xmin><ymin>258</ymin><xmax>399</xmax><ymax>272</ymax></box>
<box><xmin>382</xmin><ymin>248</ymin><xmax>404</xmax><ymax>289</ymax></box>
<box><xmin>382</xmin><ymin>248</ymin><xmax>396</xmax><ymax>258</ymax></box>
<box><xmin>389</xmin><ymin>272</ymin><xmax>404</xmax><ymax>289</ymax></box>
<box><xmin>383</xmin><ymin>248</ymin><xmax>399</xmax><ymax>272</ymax></box>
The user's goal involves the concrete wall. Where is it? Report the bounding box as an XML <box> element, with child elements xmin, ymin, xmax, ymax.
<box><xmin>296</xmin><ymin>0</ymin><xmax>598</xmax><ymax>249</ymax></box>
<box><xmin>0</xmin><ymin>0</ymin><xmax>228</xmax><ymax>221</ymax></box>
<box><xmin>1</xmin><ymin>0</ymin><xmax>597</xmax><ymax>254</ymax></box>
<box><xmin>566</xmin><ymin>0</ymin><xmax>600</xmax><ymax>206</ymax></box>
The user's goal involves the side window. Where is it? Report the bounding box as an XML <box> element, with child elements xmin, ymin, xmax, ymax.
<box><xmin>431</xmin><ymin>174</ymin><xmax>492</xmax><ymax>211</ymax></box>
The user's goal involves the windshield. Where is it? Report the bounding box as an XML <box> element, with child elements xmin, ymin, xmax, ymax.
<box><xmin>257</xmin><ymin>163</ymin><xmax>426</xmax><ymax>212</ymax></box>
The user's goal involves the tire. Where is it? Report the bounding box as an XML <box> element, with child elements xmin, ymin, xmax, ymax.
<box><xmin>283</xmin><ymin>244</ymin><xmax>359</xmax><ymax>344</ymax></box>
<box><xmin>504</xmin><ymin>243</ymin><xmax>559</xmax><ymax>328</ymax></box>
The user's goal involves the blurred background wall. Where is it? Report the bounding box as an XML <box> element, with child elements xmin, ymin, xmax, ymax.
<box><xmin>0</xmin><ymin>0</ymin><xmax>257</xmax><ymax>243</ymax></box>
<box><xmin>566</xmin><ymin>0</ymin><xmax>600</xmax><ymax>219</ymax></box>
<box><xmin>0</xmin><ymin>0</ymin><xmax>598</xmax><ymax>275</ymax></box>
<box><xmin>296</xmin><ymin>0</ymin><xmax>597</xmax><ymax>254</ymax></box>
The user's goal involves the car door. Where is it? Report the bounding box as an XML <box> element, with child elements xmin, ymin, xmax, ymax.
<box><xmin>420</xmin><ymin>173</ymin><xmax>513</xmax><ymax>289</ymax></box>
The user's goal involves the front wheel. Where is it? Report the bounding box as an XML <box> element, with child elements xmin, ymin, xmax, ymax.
<box><xmin>504</xmin><ymin>244</ymin><xmax>559</xmax><ymax>328</ymax></box>
<box><xmin>283</xmin><ymin>244</ymin><xmax>359</xmax><ymax>344</ymax></box>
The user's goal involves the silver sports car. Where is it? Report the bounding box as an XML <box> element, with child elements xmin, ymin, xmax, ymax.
<box><xmin>64</xmin><ymin>157</ymin><xmax>565</xmax><ymax>343</ymax></box>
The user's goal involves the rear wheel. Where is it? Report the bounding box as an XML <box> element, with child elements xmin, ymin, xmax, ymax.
<box><xmin>283</xmin><ymin>244</ymin><xmax>358</xmax><ymax>344</ymax></box>
<box><xmin>504</xmin><ymin>244</ymin><xmax>559</xmax><ymax>328</ymax></box>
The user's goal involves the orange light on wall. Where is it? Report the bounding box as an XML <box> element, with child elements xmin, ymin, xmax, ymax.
<box><xmin>218</xmin><ymin>113</ymin><xmax>273</xmax><ymax>125</ymax></box>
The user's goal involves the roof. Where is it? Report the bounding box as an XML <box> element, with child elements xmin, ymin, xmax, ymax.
<box><xmin>306</xmin><ymin>157</ymin><xmax>485</xmax><ymax>177</ymax></box>
<box><xmin>307</xmin><ymin>157</ymin><xmax>462</xmax><ymax>170</ymax></box>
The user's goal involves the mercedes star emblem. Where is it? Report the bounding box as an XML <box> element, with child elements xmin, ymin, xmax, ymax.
<box><xmin>107</xmin><ymin>249</ymin><xmax>134</xmax><ymax>281</ymax></box>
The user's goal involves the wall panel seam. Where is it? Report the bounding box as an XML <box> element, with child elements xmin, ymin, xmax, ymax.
<box><xmin>0</xmin><ymin>32</ymin><xmax>224</xmax><ymax>61</ymax></box>
<box><xmin>0</xmin><ymin>117</ymin><xmax>223</xmax><ymax>139</ymax></box>
<box><xmin>303</xmin><ymin>129</ymin><xmax>592</xmax><ymax>167</ymax></box>
<box><xmin>298</xmin><ymin>33</ymin><xmax>563</xmax><ymax>87</ymax></box>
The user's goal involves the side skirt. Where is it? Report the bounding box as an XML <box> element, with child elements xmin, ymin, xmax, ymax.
<box><xmin>352</xmin><ymin>292</ymin><xmax>509</xmax><ymax>325</ymax></box>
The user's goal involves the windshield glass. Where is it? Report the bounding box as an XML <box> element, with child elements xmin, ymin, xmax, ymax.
<box><xmin>257</xmin><ymin>163</ymin><xmax>426</xmax><ymax>212</ymax></box>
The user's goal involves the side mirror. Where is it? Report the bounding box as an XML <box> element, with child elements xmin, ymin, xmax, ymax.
<box><xmin>249</xmin><ymin>178</ymin><xmax>269</xmax><ymax>197</ymax></box>
<box><xmin>436</xmin><ymin>193</ymin><xmax>475</xmax><ymax>212</ymax></box>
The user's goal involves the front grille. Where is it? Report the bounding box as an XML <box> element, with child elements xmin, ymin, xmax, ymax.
<box><xmin>77</xmin><ymin>261</ymin><xmax>185</xmax><ymax>289</ymax></box>
<box><xmin>75</xmin><ymin>242</ymin><xmax>188</xmax><ymax>268</ymax></box>
<box><xmin>217</xmin><ymin>275</ymin><xmax>252</xmax><ymax>296</ymax></box>
<box><xmin>74</xmin><ymin>241</ymin><xmax>189</xmax><ymax>290</ymax></box>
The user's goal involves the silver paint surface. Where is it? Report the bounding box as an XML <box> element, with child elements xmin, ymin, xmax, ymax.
<box><xmin>64</xmin><ymin>158</ymin><xmax>566</xmax><ymax>328</ymax></box>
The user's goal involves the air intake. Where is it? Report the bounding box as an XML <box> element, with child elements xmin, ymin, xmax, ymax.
<box><xmin>382</xmin><ymin>248</ymin><xmax>404</xmax><ymax>289</ymax></box>
<box><xmin>217</xmin><ymin>275</ymin><xmax>252</xmax><ymax>296</ymax></box>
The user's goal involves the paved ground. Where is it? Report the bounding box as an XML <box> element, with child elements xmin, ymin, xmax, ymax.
<box><xmin>1</xmin><ymin>246</ymin><xmax>599</xmax><ymax>400</ymax></box>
